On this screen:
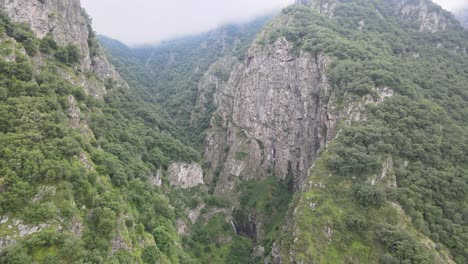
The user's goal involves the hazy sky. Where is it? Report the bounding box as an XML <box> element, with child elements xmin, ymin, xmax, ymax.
<box><xmin>433</xmin><ymin>0</ymin><xmax>468</xmax><ymax>11</ymax></box>
<box><xmin>81</xmin><ymin>0</ymin><xmax>467</xmax><ymax>45</ymax></box>
<box><xmin>81</xmin><ymin>0</ymin><xmax>294</xmax><ymax>45</ymax></box>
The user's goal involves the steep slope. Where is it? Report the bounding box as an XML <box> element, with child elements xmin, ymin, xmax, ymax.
<box><xmin>263</xmin><ymin>1</ymin><xmax>467</xmax><ymax>263</ymax></box>
<box><xmin>0</xmin><ymin>0</ymin><xmax>126</xmax><ymax>97</ymax></box>
<box><xmin>0</xmin><ymin>1</ymin><xmax>203</xmax><ymax>263</ymax></box>
<box><xmin>101</xmin><ymin>16</ymin><xmax>272</xmax><ymax>144</ymax></box>
<box><xmin>100</xmin><ymin>17</ymin><xmax>279</xmax><ymax>263</ymax></box>
<box><xmin>195</xmin><ymin>0</ymin><xmax>467</xmax><ymax>262</ymax></box>
<box><xmin>99</xmin><ymin>0</ymin><xmax>467</xmax><ymax>263</ymax></box>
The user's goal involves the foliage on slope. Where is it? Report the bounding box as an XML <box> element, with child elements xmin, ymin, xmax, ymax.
<box><xmin>270</xmin><ymin>1</ymin><xmax>467</xmax><ymax>263</ymax></box>
<box><xmin>0</xmin><ymin>11</ymin><xmax>201</xmax><ymax>263</ymax></box>
<box><xmin>100</xmin><ymin>16</ymin><xmax>272</xmax><ymax>145</ymax></box>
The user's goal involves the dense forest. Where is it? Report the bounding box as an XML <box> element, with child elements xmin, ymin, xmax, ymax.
<box><xmin>0</xmin><ymin>0</ymin><xmax>467</xmax><ymax>263</ymax></box>
<box><xmin>270</xmin><ymin>1</ymin><xmax>467</xmax><ymax>263</ymax></box>
<box><xmin>0</xmin><ymin>10</ymin><xmax>203</xmax><ymax>263</ymax></box>
<box><xmin>103</xmin><ymin>0</ymin><xmax>467</xmax><ymax>263</ymax></box>
<box><xmin>100</xmin><ymin>15</ymin><xmax>271</xmax><ymax>145</ymax></box>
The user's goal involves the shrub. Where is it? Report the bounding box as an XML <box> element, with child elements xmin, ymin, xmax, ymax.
<box><xmin>354</xmin><ymin>184</ymin><xmax>385</xmax><ymax>207</ymax></box>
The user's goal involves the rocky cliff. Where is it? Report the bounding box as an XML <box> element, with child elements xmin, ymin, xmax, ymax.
<box><xmin>0</xmin><ymin>0</ymin><xmax>126</xmax><ymax>97</ymax></box>
<box><xmin>296</xmin><ymin>0</ymin><xmax>454</xmax><ymax>32</ymax></box>
<box><xmin>197</xmin><ymin>0</ymin><xmax>467</xmax><ymax>262</ymax></box>
<box><xmin>204</xmin><ymin>37</ymin><xmax>336</xmax><ymax>197</ymax></box>
<box><xmin>397</xmin><ymin>0</ymin><xmax>449</xmax><ymax>32</ymax></box>
<box><xmin>0</xmin><ymin>0</ymin><xmax>133</xmax><ymax>257</ymax></box>
<box><xmin>201</xmin><ymin>0</ymin><xmax>459</xmax><ymax>195</ymax></box>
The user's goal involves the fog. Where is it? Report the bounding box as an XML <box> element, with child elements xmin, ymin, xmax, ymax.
<box><xmin>81</xmin><ymin>0</ymin><xmax>467</xmax><ymax>45</ymax></box>
<box><xmin>81</xmin><ymin>0</ymin><xmax>294</xmax><ymax>45</ymax></box>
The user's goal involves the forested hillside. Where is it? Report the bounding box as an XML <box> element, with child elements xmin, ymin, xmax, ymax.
<box><xmin>0</xmin><ymin>2</ymin><xmax>203</xmax><ymax>263</ymax></box>
<box><xmin>1</xmin><ymin>0</ymin><xmax>467</xmax><ymax>263</ymax></box>
<box><xmin>267</xmin><ymin>1</ymin><xmax>467</xmax><ymax>263</ymax></box>
<box><xmin>101</xmin><ymin>16</ymin><xmax>271</xmax><ymax>144</ymax></box>
<box><xmin>104</xmin><ymin>0</ymin><xmax>467</xmax><ymax>263</ymax></box>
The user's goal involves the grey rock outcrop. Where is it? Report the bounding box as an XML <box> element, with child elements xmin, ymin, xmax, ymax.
<box><xmin>295</xmin><ymin>0</ymin><xmax>451</xmax><ymax>33</ymax></box>
<box><xmin>168</xmin><ymin>163</ymin><xmax>205</xmax><ymax>189</ymax></box>
<box><xmin>0</xmin><ymin>0</ymin><xmax>92</xmax><ymax>69</ymax></box>
<box><xmin>0</xmin><ymin>0</ymin><xmax>127</xmax><ymax>97</ymax></box>
<box><xmin>204</xmin><ymin>37</ymin><xmax>337</xmax><ymax>199</ymax></box>
<box><xmin>150</xmin><ymin>170</ymin><xmax>162</xmax><ymax>187</ymax></box>
<box><xmin>0</xmin><ymin>34</ymin><xmax>26</xmax><ymax>62</ymax></box>
<box><xmin>294</xmin><ymin>0</ymin><xmax>339</xmax><ymax>14</ymax></box>
<box><xmin>191</xmin><ymin>56</ymin><xmax>239</xmax><ymax>127</ymax></box>
<box><xmin>0</xmin><ymin>218</ymin><xmax>49</xmax><ymax>250</ymax></box>
<box><xmin>397</xmin><ymin>0</ymin><xmax>448</xmax><ymax>32</ymax></box>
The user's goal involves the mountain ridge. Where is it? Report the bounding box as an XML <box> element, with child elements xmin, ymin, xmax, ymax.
<box><xmin>1</xmin><ymin>0</ymin><xmax>467</xmax><ymax>263</ymax></box>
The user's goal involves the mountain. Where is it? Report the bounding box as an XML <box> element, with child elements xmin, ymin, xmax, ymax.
<box><xmin>104</xmin><ymin>0</ymin><xmax>467</xmax><ymax>263</ymax></box>
<box><xmin>0</xmin><ymin>0</ymin><xmax>203</xmax><ymax>263</ymax></box>
<box><xmin>1</xmin><ymin>0</ymin><xmax>467</xmax><ymax>263</ymax></box>
<box><xmin>101</xmin><ymin>16</ymin><xmax>272</xmax><ymax>144</ymax></box>
<box><xmin>205</xmin><ymin>1</ymin><xmax>467</xmax><ymax>262</ymax></box>
<box><xmin>455</xmin><ymin>8</ymin><xmax>468</xmax><ymax>28</ymax></box>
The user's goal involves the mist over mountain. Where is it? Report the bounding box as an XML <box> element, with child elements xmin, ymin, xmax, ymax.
<box><xmin>455</xmin><ymin>8</ymin><xmax>468</xmax><ymax>28</ymax></box>
<box><xmin>0</xmin><ymin>0</ymin><xmax>467</xmax><ymax>263</ymax></box>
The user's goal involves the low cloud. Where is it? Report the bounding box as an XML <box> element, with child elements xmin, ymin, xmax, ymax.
<box><xmin>81</xmin><ymin>0</ymin><xmax>467</xmax><ymax>45</ymax></box>
<box><xmin>433</xmin><ymin>0</ymin><xmax>467</xmax><ymax>11</ymax></box>
<box><xmin>81</xmin><ymin>0</ymin><xmax>294</xmax><ymax>45</ymax></box>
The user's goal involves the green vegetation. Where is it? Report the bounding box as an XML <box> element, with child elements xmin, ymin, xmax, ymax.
<box><xmin>100</xmin><ymin>16</ymin><xmax>271</xmax><ymax>146</ymax></box>
<box><xmin>272</xmin><ymin>1</ymin><xmax>467</xmax><ymax>263</ymax></box>
<box><xmin>0</xmin><ymin>12</ymin><xmax>200</xmax><ymax>263</ymax></box>
<box><xmin>1</xmin><ymin>0</ymin><xmax>467</xmax><ymax>263</ymax></box>
<box><xmin>182</xmin><ymin>213</ymin><xmax>255</xmax><ymax>263</ymax></box>
<box><xmin>238</xmin><ymin>177</ymin><xmax>293</xmax><ymax>256</ymax></box>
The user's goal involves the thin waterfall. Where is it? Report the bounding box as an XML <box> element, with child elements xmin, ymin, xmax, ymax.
<box><xmin>230</xmin><ymin>220</ymin><xmax>237</xmax><ymax>233</ymax></box>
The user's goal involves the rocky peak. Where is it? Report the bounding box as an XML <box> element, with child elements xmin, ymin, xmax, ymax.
<box><xmin>396</xmin><ymin>0</ymin><xmax>449</xmax><ymax>32</ymax></box>
<box><xmin>295</xmin><ymin>0</ymin><xmax>451</xmax><ymax>32</ymax></box>
<box><xmin>204</xmin><ymin>36</ymin><xmax>336</xmax><ymax>199</ymax></box>
<box><xmin>295</xmin><ymin>0</ymin><xmax>338</xmax><ymax>14</ymax></box>
<box><xmin>0</xmin><ymin>0</ymin><xmax>127</xmax><ymax>97</ymax></box>
<box><xmin>0</xmin><ymin>0</ymin><xmax>92</xmax><ymax>69</ymax></box>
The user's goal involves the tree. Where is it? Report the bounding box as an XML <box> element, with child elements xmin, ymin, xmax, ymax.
<box><xmin>0</xmin><ymin>86</ymin><xmax>7</xmax><ymax>100</ymax></box>
<box><xmin>141</xmin><ymin>245</ymin><xmax>161</xmax><ymax>264</ymax></box>
<box><xmin>354</xmin><ymin>184</ymin><xmax>385</xmax><ymax>207</ymax></box>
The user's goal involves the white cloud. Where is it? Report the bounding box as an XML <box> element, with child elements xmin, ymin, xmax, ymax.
<box><xmin>81</xmin><ymin>0</ymin><xmax>467</xmax><ymax>45</ymax></box>
<box><xmin>433</xmin><ymin>0</ymin><xmax>468</xmax><ymax>11</ymax></box>
<box><xmin>81</xmin><ymin>0</ymin><xmax>294</xmax><ymax>45</ymax></box>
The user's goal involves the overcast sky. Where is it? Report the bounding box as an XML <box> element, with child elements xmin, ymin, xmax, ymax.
<box><xmin>81</xmin><ymin>0</ymin><xmax>467</xmax><ymax>45</ymax></box>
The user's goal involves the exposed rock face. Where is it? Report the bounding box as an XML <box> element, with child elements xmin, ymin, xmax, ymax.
<box><xmin>176</xmin><ymin>203</ymin><xmax>205</xmax><ymax>234</ymax></box>
<box><xmin>397</xmin><ymin>0</ymin><xmax>448</xmax><ymax>32</ymax></box>
<box><xmin>294</xmin><ymin>0</ymin><xmax>339</xmax><ymax>14</ymax></box>
<box><xmin>0</xmin><ymin>34</ymin><xmax>26</xmax><ymax>62</ymax></box>
<box><xmin>0</xmin><ymin>0</ymin><xmax>127</xmax><ymax>97</ymax></box>
<box><xmin>168</xmin><ymin>163</ymin><xmax>205</xmax><ymax>189</ymax></box>
<box><xmin>0</xmin><ymin>0</ymin><xmax>92</xmax><ymax>69</ymax></box>
<box><xmin>205</xmin><ymin>37</ymin><xmax>337</xmax><ymax>198</ymax></box>
<box><xmin>191</xmin><ymin>56</ymin><xmax>239</xmax><ymax>127</ymax></box>
<box><xmin>150</xmin><ymin>170</ymin><xmax>162</xmax><ymax>187</ymax></box>
<box><xmin>203</xmin><ymin>7</ymin><xmax>400</xmax><ymax>202</ymax></box>
<box><xmin>296</xmin><ymin>0</ymin><xmax>450</xmax><ymax>32</ymax></box>
<box><xmin>0</xmin><ymin>217</ymin><xmax>49</xmax><ymax>250</ymax></box>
